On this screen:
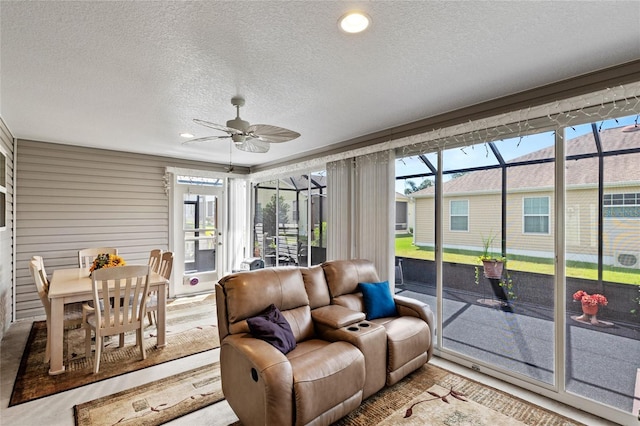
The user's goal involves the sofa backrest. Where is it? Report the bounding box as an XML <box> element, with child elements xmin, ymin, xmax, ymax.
<box><xmin>216</xmin><ymin>267</ymin><xmax>314</xmax><ymax>342</ymax></box>
<box><xmin>300</xmin><ymin>265</ymin><xmax>331</xmax><ymax>309</ymax></box>
<box><xmin>321</xmin><ymin>259</ymin><xmax>380</xmax><ymax>311</ymax></box>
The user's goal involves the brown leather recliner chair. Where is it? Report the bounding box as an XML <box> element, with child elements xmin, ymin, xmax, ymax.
<box><xmin>321</xmin><ymin>259</ymin><xmax>434</xmax><ymax>386</ymax></box>
<box><xmin>216</xmin><ymin>267</ymin><xmax>366</xmax><ymax>426</ymax></box>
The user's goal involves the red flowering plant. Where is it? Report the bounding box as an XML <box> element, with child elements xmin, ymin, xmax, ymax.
<box><xmin>572</xmin><ymin>290</ymin><xmax>608</xmax><ymax>307</ymax></box>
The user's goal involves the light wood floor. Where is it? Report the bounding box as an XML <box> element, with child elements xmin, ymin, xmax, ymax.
<box><xmin>1</xmin><ymin>316</ymin><xmax>614</xmax><ymax>426</ymax></box>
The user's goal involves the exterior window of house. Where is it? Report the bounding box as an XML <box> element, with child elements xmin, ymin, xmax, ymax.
<box><xmin>603</xmin><ymin>193</ymin><xmax>640</xmax><ymax>217</ymax></box>
<box><xmin>0</xmin><ymin>148</ymin><xmax>6</xmax><ymax>230</ymax></box>
<box><xmin>523</xmin><ymin>196</ymin><xmax>549</xmax><ymax>233</ymax></box>
<box><xmin>450</xmin><ymin>200</ymin><xmax>468</xmax><ymax>231</ymax></box>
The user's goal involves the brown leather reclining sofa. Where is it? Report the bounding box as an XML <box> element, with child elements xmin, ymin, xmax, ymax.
<box><xmin>215</xmin><ymin>259</ymin><xmax>434</xmax><ymax>426</ymax></box>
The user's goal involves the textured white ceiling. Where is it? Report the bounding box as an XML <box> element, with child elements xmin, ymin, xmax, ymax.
<box><xmin>1</xmin><ymin>1</ymin><xmax>639</xmax><ymax>168</ymax></box>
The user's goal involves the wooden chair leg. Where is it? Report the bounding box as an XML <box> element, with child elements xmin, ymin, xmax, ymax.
<box><xmin>119</xmin><ymin>333</ymin><xmax>125</xmax><ymax>347</ymax></box>
<box><xmin>45</xmin><ymin>318</ymin><xmax>51</xmax><ymax>364</ymax></box>
<box><xmin>138</xmin><ymin>329</ymin><xmax>146</xmax><ymax>360</ymax></box>
<box><xmin>94</xmin><ymin>335</ymin><xmax>103</xmax><ymax>374</ymax></box>
<box><xmin>84</xmin><ymin>325</ymin><xmax>92</xmax><ymax>359</ymax></box>
<box><xmin>147</xmin><ymin>311</ymin><xmax>153</xmax><ymax>326</ymax></box>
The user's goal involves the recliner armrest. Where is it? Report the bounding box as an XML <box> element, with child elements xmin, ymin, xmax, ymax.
<box><xmin>394</xmin><ymin>295</ymin><xmax>433</xmax><ymax>321</ymax></box>
<box><xmin>223</xmin><ymin>333</ymin><xmax>291</xmax><ymax>369</ymax></box>
<box><xmin>394</xmin><ymin>295</ymin><xmax>435</xmax><ymax>340</ymax></box>
<box><xmin>220</xmin><ymin>334</ymin><xmax>294</xmax><ymax>426</ymax></box>
<box><xmin>311</xmin><ymin>305</ymin><xmax>366</xmax><ymax>329</ymax></box>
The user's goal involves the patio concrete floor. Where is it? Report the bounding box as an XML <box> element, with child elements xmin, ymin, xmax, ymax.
<box><xmin>397</xmin><ymin>281</ymin><xmax>640</xmax><ymax>415</ymax></box>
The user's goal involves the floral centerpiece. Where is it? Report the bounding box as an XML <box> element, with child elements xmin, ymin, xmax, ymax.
<box><xmin>573</xmin><ymin>290</ymin><xmax>607</xmax><ymax>325</ymax></box>
<box><xmin>90</xmin><ymin>253</ymin><xmax>126</xmax><ymax>274</ymax></box>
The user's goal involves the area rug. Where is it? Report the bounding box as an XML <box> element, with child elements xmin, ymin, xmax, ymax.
<box><xmin>74</xmin><ymin>362</ymin><xmax>223</xmax><ymax>426</ymax></box>
<box><xmin>333</xmin><ymin>363</ymin><xmax>585</xmax><ymax>426</ymax></box>
<box><xmin>9</xmin><ymin>294</ymin><xmax>219</xmax><ymax>406</ymax></box>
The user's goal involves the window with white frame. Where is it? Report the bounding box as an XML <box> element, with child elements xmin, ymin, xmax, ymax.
<box><xmin>450</xmin><ymin>200</ymin><xmax>468</xmax><ymax>231</ymax></box>
<box><xmin>603</xmin><ymin>193</ymin><xmax>640</xmax><ymax>218</ymax></box>
<box><xmin>523</xmin><ymin>196</ymin><xmax>549</xmax><ymax>233</ymax></box>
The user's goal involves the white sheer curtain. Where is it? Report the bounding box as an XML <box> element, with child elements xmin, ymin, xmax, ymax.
<box><xmin>326</xmin><ymin>159</ymin><xmax>353</xmax><ymax>260</ymax></box>
<box><xmin>326</xmin><ymin>151</ymin><xmax>395</xmax><ymax>284</ymax></box>
<box><xmin>226</xmin><ymin>178</ymin><xmax>249</xmax><ymax>272</ymax></box>
<box><xmin>353</xmin><ymin>150</ymin><xmax>395</xmax><ymax>284</ymax></box>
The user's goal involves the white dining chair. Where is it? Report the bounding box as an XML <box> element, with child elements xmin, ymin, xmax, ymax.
<box><xmin>78</xmin><ymin>247</ymin><xmax>118</xmax><ymax>268</ymax></box>
<box><xmin>146</xmin><ymin>251</ymin><xmax>173</xmax><ymax>325</ymax></box>
<box><xmin>31</xmin><ymin>255</ymin><xmax>49</xmax><ymax>287</ymax></box>
<box><xmin>83</xmin><ymin>265</ymin><xmax>150</xmax><ymax>374</ymax></box>
<box><xmin>148</xmin><ymin>249</ymin><xmax>162</xmax><ymax>273</ymax></box>
<box><xmin>28</xmin><ymin>258</ymin><xmax>83</xmax><ymax>363</ymax></box>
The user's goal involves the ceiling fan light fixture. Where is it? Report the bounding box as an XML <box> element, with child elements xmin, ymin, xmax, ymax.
<box><xmin>231</xmin><ymin>134</ymin><xmax>246</xmax><ymax>143</ymax></box>
<box><xmin>180</xmin><ymin>132</ymin><xmax>194</xmax><ymax>138</ymax></box>
<box><xmin>338</xmin><ymin>11</ymin><xmax>371</xmax><ymax>33</ymax></box>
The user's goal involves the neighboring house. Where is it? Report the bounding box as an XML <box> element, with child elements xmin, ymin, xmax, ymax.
<box><xmin>394</xmin><ymin>192</ymin><xmax>413</xmax><ymax>234</ymax></box>
<box><xmin>410</xmin><ymin>126</ymin><xmax>640</xmax><ymax>268</ymax></box>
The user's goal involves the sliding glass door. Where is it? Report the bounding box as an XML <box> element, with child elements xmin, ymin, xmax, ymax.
<box><xmin>395</xmin><ymin>111</ymin><xmax>640</xmax><ymax>424</ymax></box>
<box><xmin>564</xmin><ymin>116</ymin><xmax>640</xmax><ymax>414</ymax></box>
<box><xmin>437</xmin><ymin>131</ymin><xmax>557</xmax><ymax>384</ymax></box>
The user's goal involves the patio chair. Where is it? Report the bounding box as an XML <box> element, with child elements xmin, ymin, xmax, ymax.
<box><xmin>83</xmin><ymin>265</ymin><xmax>150</xmax><ymax>373</ymax></box>
<box><xmin>78</xmin><ymin>247</ymin><xmax>118</xmax><ymax>268</ymax></box>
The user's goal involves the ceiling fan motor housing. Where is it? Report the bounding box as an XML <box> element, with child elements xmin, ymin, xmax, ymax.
<box><xmin>226</xmin><ymin>117</ymin><xmax>249</xmax><ymax>133</ymax></box>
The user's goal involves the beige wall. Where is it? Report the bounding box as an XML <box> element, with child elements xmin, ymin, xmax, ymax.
<box><xmin>414</xmin><ymin>186</ymin><xmax>640</xmax><ymax>263</ymax></box>
<box><xmin>414</xmin><ymin>196</ymin><xmax>434</xmax><ymax>247</ymax></box>
<box><xmin>15</xmin><ymin>140</ymin><xmax>230</xmax><ymax>320</ymax></box>
<box><xmin>0</xmin><ymin>118</ymin><xmax>15</xmax><ymax>340</ymax></box>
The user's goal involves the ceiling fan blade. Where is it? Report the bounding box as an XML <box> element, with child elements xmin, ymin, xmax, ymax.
<box><xmin>235</xmin><ymin>139</ymin><xmax>270</xmax><ymax>153</ymax></box>
<box><xmin>193</xmin><ymin>119</ymin><xmax>242</xmax><ymax>135</ymax></box>
<box><xmin>248</xmin><ymin>124</ymin><xmax>300</xmax><ymax>143</ymax></box>
<box><xmin>182</xmin><ymin>135</ymin><xmax>231</xmax><ymax>144</ymax></box>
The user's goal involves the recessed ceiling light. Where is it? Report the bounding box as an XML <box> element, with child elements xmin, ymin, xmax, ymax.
<box><xmin>338</xmin><ymin>11</ymin><xmax>371</xmax><ymax>34</ymax></box>
<box><xmin>180</xmin><ymin>133</ymin><xmax>194</xmax><ymax>138</ymax></box>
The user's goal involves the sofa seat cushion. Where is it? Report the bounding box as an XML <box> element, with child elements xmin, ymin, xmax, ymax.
<box><xmin>371</xmin><ymin>316</ymin><xmax>429</xmax><ymax>373</ymax></box>
<box><xmin>288</xmin><ymin>340</ymin><xmax>365</xmax><ymax>425</ymax></box>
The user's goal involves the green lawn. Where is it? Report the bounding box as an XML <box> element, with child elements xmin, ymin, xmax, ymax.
<box><xmin>395</xmin><ymin>234</ymin><xmax>640</xmax><ymax>285</ymax></box>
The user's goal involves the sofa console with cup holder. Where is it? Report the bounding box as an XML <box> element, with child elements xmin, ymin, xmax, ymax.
<box><xmin>215</xmin><ymin>259</ymin><xmax>434</xmax><ymax>426</ymax></box>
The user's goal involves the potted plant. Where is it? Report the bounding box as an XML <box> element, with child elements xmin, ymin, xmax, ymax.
<box><xmin>573</xmin><ymin>290</ymin><xmax>608</xmax><ymax>325</ymax></box>
<box><xmin>475</xmin><ymin>233</ymin><xmax>505</xmax><ymax>281</ymax></box>
<box><xmin>474</xmin><ymin>233</ymin><xmax>515</xmax><ymax>309</ymax></box>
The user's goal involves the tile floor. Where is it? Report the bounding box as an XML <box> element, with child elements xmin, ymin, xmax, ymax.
<box><xmin>0</xmin><ymin>317</ymin><xmax>616</xmax><ymax>425</ymax></box>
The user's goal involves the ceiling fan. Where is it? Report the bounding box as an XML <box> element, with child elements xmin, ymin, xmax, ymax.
<box><xmin>184</xmin><ymin>96</ymin><xmax>300</xmax><ymax>153</ymax></box>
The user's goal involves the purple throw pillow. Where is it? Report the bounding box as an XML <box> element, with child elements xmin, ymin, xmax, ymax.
<box><xmin>246</xmin><ymin>304</ymin><xmax>297</xmax><ymax>354</ymax></box>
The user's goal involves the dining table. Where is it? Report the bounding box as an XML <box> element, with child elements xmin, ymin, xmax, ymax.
<box><xmin>47</xmin><ymin>267</ymin><xmax>168</xmax><ymax>375</ymax></box>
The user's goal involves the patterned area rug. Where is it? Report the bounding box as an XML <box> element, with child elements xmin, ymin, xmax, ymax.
<box><xmin>9</xmin><ymin>294</ymin><xmax>219</xmax><ymax>406</ymax></box>
<box><xmin>333</xmin><ymin>363</ymin><xmax>585</xmax><ymax>426</ymax></box>
<box><xmin>74</xmin><ymin>363</ymin><xmax>223</xmax><ymax>426</ymax></box>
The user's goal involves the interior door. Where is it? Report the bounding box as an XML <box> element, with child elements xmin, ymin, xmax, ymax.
<box><xmin>171</xmin><ymin>179</ymin><xmax>224</xmax><ymax>297</ymax></box>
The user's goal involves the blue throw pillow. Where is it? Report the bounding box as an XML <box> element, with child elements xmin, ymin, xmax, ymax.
<box><xmin>246</xmin><ymin>304</ymin><xmax>297</xmax><ymax>354</ymax></box>
<box><xmin>358</xmin><ymin>281</ymin><xmax>398</xmax><ymax>320</ymax></box>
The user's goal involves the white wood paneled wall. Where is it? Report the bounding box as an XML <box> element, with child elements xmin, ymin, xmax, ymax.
<box><xmin>15</xmin><ymin>140</ymin><xmax>231</xmax><ymax>320</ymax></box>
<box><xmin>0</xmin><ymin>118</ymin><xmax>15</xmax><ymax>338</ymax></box>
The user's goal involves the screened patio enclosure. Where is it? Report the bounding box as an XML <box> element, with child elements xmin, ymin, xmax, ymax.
<box><xmin>253</xmin><ymin>172</ymin><xmax>327</xmax><ymax>268</ymax></box>
<box><xmin>396</xmin><ymin>112</ymin><xmax>640</xmax><ymax>423</ymax></box>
